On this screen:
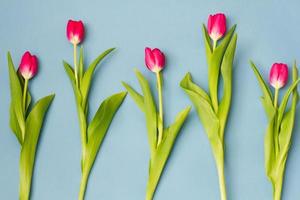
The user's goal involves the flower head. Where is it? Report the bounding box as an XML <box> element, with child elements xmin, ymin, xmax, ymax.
<box><xmin>207</xmin><ymin>13</ymin><xmax>226</xmax><ymax>41</ymax></box>
<box><xmin>18</xmin><ymin>51</ymin><xmax>38</xmax><ymax>80</ymax></box>
<box><xmin>67</xmin><ymin>20</ymin><xmax>85</xmax><ymax>45</ymax></box>
<box><xmin>145</xmin><ymin>47</ymin><xmax>165</xmax><ymax>73</ymax></box>
<box><xmin>269</xmin><ymin>63</ymin><xmax>288</xmax><ymax>89</ymax></box>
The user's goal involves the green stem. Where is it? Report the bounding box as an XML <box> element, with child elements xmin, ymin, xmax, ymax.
<box><xmin>78</xmin><ymin>171</ymin><xmax>89</xmax><ymax>200</ymax></box>
<box><xmin>274</xmin><ymin>88</ymin><xmax>279</xmax><ymax>108</ymax></box>
<box><xmin>216</xmin><ymin>152</ymin><xmax>227</xmax><ymax>200</ymax></box>
<box><xmin>74</xmin><ymin>43</ymin><xmax>78</xmax><ymax>86</ymax></box>
<box><xmin>156</xmin><ymin>71</ymin><xmax>163</xmax><ymax>145</ymax></box>
<box><xmin>273</xmin><ymin>176</ymin><xmax>284</xmax><ymax>200</ymax></box>
<box><xmin>23</xmin><ymin>79</ymin><xmax>28</xmax><ymax>113</ymax></box>
<box><xmin>213</xmin><ymin>40</ymin><xmax>217</xmax><ymax>51</ymax></box>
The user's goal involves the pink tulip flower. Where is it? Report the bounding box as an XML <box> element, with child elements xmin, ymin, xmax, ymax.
<box><xmin>67</xmin><ymin>20</ymin><xmax>85</xmax><ymax>45</ymax></box>
<box><xmin>18</xmin><ymin>51</ymin><xmax>38</xmax><ymax>80</ymax></box>
<box><xmin>145</xmin><ymin>47</ymin><xmax>165</xmax><ymax>73</ymax></box>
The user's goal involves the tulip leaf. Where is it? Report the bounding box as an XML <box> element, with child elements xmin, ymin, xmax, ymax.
<box><xmin>250</xmin><ymin>61</ymin><xmax>275</xmax><ymax>120</ymax></box>
<box><xmin>180</xmin><ymin>73</ymin><xmax>219</xmax><ymax>140</ymax></box>
<box><xmin>19</xmin><ymin>94</ymin><xmax>55</xmax><ymax>200</ymax></box>
<box><xmin>218</xmin><ymin>34</ymin><xmax>237</xmax><ymax>139</ymax></box>
<box><xmin>81</xmin><ymin>92</ymin><xmax>126</xmax><ymax>188</ymax></box>
<box><xmin>80</xmin><ymin>48</ymin><xmax>115</xmax><ymax>110</ymax></box>
<box><xmin>7</xmin><ymin>52</ymin><xmax>25</xmax><ymax>143</ymax></box>
<box><xmin>63</xmin><ymin>61</ymin><xmax>83</xmax><ymax>105</ymax></box>
<box><xmin>202</xmin><ymin>25</ymin><xmax>236</xmax><ymax>112</ymax></box>
<box><xmin>264</xmin><ymin>118</ymin><xmax>276</xmax><ymax>178</ymax></box>
<box><xmin>17</xmin><ymin>73</ymin><xmax>32</xmax><ymax>112</ymax></box>
<box><xmin>277</xmin><ymin>78</ymin><xmax>300</xmax><ymax>127</ymax></box>
<box><xmin>134</xmin><ymin>69</ymin><xmax>158</xmax><ymax>154</ymax></box>
<box><xmin>122</xmin><ymin>81</ymin><xmax>144</xmax><ymax>112</ymax></box>
<box><xmin>278</xmin><ymin>65</ymin><xmax>299</xmax><ymax>155</ymax></box>
<box><xmin>146</xmin><ymin>106</ymin><xmax>191</xmax><ymax>199</ymax></box>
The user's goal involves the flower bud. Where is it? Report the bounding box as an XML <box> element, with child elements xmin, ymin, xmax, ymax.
<box><xmin>67</xmin><ymin>20</ymin><xmax>85</xmax><ymax>45</ymax></box>
<box><xmin>18</xmin><ymin>51</ymin><xmax>38</xmax><ymax>80</ymax></box>
<box><xmin>207</xmin><ymin>13</ymin><xmax>226</xmax><ymax>42</ymax></box>
<box><xmin>269</xmin><ymin>63</ymin><xmax>288</xmax><ymax>89</ymax></box>
<box><xmin>145</xmin><ymin>47</ymin><xmax>165</xmax><ymax>73</ymax></box>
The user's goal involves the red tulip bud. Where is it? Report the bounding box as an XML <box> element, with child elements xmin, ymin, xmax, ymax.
<box><xmin>67</xmin><ymin>20</ymin><xmax>85</xmax><ymax>45</ymax></box>
<box><xmin>18</xmin><ymin>51</ymin><xmax>38</xmax><ymax>80</ymax></box>
<box><xmin>207</xmin><ymin>13</ymin><xmax>227</xmax><ymax>42</ymax></box>
<box><xmin>145</xmin><ymin>47</ymin><xmax>165</xmax><ymax>73</ymax></box>
<box><xmin>269</xmin><ymin>63</ymin><xmax>288</xmax><ymax>89</ymax></box>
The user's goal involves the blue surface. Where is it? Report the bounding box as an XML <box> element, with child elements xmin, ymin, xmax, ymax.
<box><xmin>0</xmin><ymin>0</ymin><xmax>300</xmax><ymax>199</ymax></box>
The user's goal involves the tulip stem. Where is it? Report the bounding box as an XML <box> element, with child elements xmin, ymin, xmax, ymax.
<box><xmin>274</xmin><ymin>88</ymin><xmax>279</xmax><ymax>107</ymax></box>
<box><xmin>23</xmin><ymin>79</ymin><xmax>28</xmax><ymax>113</ymax></box>
<box><xmin>156</xmin><ymin>71</ymin><xmax>164</xmax><ymax>146</ymax></box>
<box><xmin>213</xmin><ymin>40</ymin><xmax>217</xmax><ymax>51</ymax></box>
<box><xmin>74</xmin><ymin>43</ymin><xmax>78</xmax><ymax>86</ymax></box>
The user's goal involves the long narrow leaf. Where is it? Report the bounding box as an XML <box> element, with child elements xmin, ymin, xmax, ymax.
<box><xmin>146</xmin><ymin>106</ymin><xmax>191</xmax><ymax>200</ymax></box>
<box><xmin>8</xmin><ymin>52</ymin><xmax>25</xmax><ymax>142</ymax></box>
<box><xmin>250</xmin><ymin>61</ymin><xmax>275</xmax><ymax>120</ymax></box>
<box><xmin>80</xmin><ymin>92</ymin><xmax>126</xmax><ymax>198</ymax></box>
<box><xmin>218</xmin><ymin>34</ymin><xmax>237</xmax><ymax>139</ymax></box>
<box><xmin>80</xmin><ymin>48</ymin><xmax>115</xmax><ymax>109</ymax></box>
<box><xmin>19</xmin><ymin>94</ymin><xmax>55</xmax><ymax>200</ymax></box>
<box><xmin>122</xmin><ymin>81</ymin><xmax>144</xmax><ymax>112</ymax></box>
<box><xmin>180</xmin><ymin>73</ymin><xmax>219</xmax><ymax>140</ymax></box>
<box><xmin>135</xmin><ymin>70</ymin><xmax>157</xmax><ymax>154</ymax></box>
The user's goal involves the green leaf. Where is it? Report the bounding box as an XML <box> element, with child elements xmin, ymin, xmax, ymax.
<box><xmin>277</xmin><ymin>78</ymin><xmax>300</xmax><ymax>127</ymax></box>
<box><xmin>264</xmin><ymin>118</ymin><xmax>276</xmax><ymax>178</ymax></box>
<box><xmin>278</xmin><ymin>65</ymin><xmax>299</xmax><ymax>156</ymax></box>
<box><xmin>250</xmin><ymin>61</ymin><xmax>275</xmax><ymax>120</ymax></box>
<box><xmin>63</xmin><ymin>61</ymin><xmax>82</xmax><ymax>105</ymax></box>
<box><xmin>218</xmin><ymin>34</ymin><xmax>237</xmax><ymax>139</ymax></box>
<box><xmin>19</xmin><ymin>94</ymin><xmax>55</xmax><ymax>200</ymax></box>
<box><xmin>203</xmin><ymin>25</ymin><xmax>236</xmax><ymax>112</ymax></box>
<box><xmin>80</xmin><ymin>92</ymin><xmax>126</xmax><ymax>198</ymax></box>
<box><xmin>122</xmin><ymin>81</ymin><xmax>144</xmax><ymax>112</ymax></box>
<box><xmin>80</xmin><ymin>48</ymin><xmax>115</xmax><ymax>110</ymax></box>
<box><xmin>180</xmin><ymin>73</ymin><xmax>219</xmax><ymax>140</ymax></box>
<box><xmin>180</xmin><ymin>73</ymin><xmax>211</xmax><ymax>103</ymax></box>
<box><xmin>7</xmin><ymin>52</ymin><xmax>25</xmax><ymax>143</ymax></box>
<box><xmin>135</xmin><ymin>69</ymin><xmax>158</xmax><ymax>155</ymax></box>
<box><xmin>146</xmin><ymin>106</ymin><xmax>191</xmax><ymax>200</ymax></box>
<box><xmin>17</xmin><ymin>73</ymin><xmax>32</xmax><ymax>112</ymax></box>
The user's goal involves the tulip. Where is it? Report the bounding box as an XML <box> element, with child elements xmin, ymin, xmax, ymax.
<box><xmin>66</xmin><ymin>20</ymin><xmax>85</xmax><ymax>45</ymax></box>
<box><xmin>208</xmin><ymin>13</ymin><xmax>226</xmax><ymax>49</ymax></box>
<box><xmin>269</xmin><ymin>63</ymin><xmax>288</xmax><ymax>107</ymax></box>
<box><xmin>18</xmin><ymin>51</ymin><xmax>38</xmax><ymax>111</ymax></box>
<box><xmin>18</xmin><ymin>51</ymin><xmax>38</xmax><ymax>80</ymax></box>
<box><xmin>145</xmin><ymin>47</ymin><xmax>166</xmax><ymax>145</ymax></box>
<box><xmin>67</xmin><ymin>19</ymin><xmax>84</xmax><ymax>85</ymax></box>
<box><xmin>145</xmin><ymin>47</ymin><xmax>165</xmax><ymax>73</ymax></box>
<box><xmin>269</xmin><ymin>63</ymin><xmax>288</xmax><ymax>89</ymax></box>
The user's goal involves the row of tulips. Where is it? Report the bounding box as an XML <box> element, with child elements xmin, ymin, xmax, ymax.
<box><xmin>6</xmin><ymin>13</ymin><xmax>299</xmax><ymax>200</ymax></box>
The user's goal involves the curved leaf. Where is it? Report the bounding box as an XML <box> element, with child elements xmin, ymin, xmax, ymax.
<box><xmin>135</xmin><ymin>70</ymin><xmax>157</xmax><ymax>154</ymax></box>
<box><xmin>7</xmin><ymin>52</ymin><xmax>25</xmax><ymax>143</ymax></box>
<box><xmin>146</xmin><ymin>106</ymin><xmax>191</xmax><ymax>200</ymax></box>
<box><xmin>122</xmin><ymin>81</ymin><xmax>144</xmax><ymax>112</ymax></box>
<box><xmin>250</xmin><ymin>61</ymin><xmax>275</xmax><ymax>120</ymax></box>
<box><xmin>80</xmin><ymin>48</ymin><xmax>115</xmax><ymax>109</ymax></box>
<box><xmin>19</xmin><ymin>94</ymin><xmax>55</xmax><ymax>200</ymax></box>
<box><xmin>80</xmin><ymin>92</ymin><xmax>126</xmax><ymax>199</ymax></box>
<box><xmin>218</xmin><ymin>34</ymin><xmax>237</xmax><ymax>139</ymax></box>
<box><xmin>203</xmin><ymin>25</ymin><xmax>236</xmax><ymax>112</ymax></box>
<box><xmin>180</xmin><ymin>73</ymin><xmax>219</xmax><ymax>140</ymax></box>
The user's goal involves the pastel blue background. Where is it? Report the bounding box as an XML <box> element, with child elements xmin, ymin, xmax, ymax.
<box><xmin>0</xmin><ymin>0</ymin><xmax>300</xmax><ymax>199</ymax></box>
